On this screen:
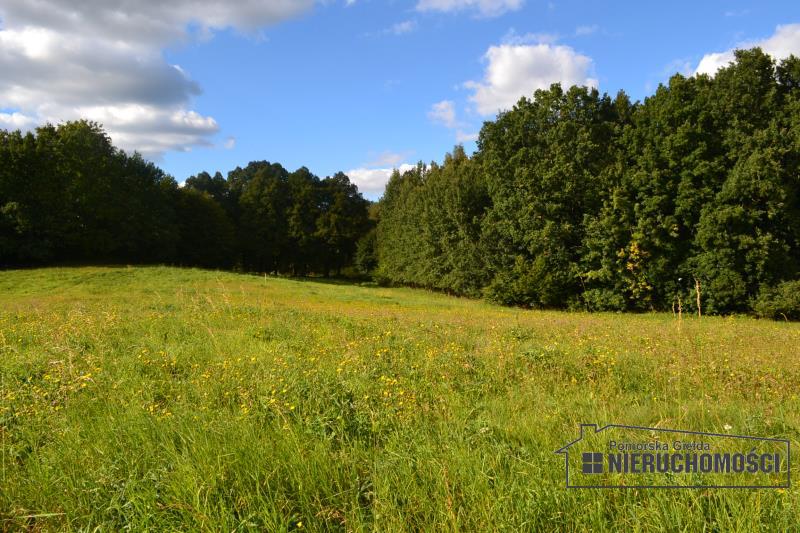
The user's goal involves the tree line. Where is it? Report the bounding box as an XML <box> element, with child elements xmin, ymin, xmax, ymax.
<box><xmin>2</xmin><ymin>48</ymin><xmax>799</xmax><ymax>318</ymax></box>
<box><xmin>0</xmin><ymin>122</ymin><xmax>371</xmax><ymax>275</ymax></box>
<box><xmin>372</xmin><ymin>49</ymin><xmax>800</xmax><ymax>319</ymax></box>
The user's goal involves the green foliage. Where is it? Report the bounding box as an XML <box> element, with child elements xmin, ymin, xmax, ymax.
<box><xmin>376</xmin><ymin>149</ymin><xmax>489</xmax><ymax>296</ymax></box>
<box><xmin>753</xmin><ymin>280</ymin><xmax>800</xmax><ymax>320</ymax></box>
<box><xmin>4</xmin><ymin>48</ymin><xmax>800</xmax><ymax>317</ymax></box>
<box><xmin>375</xmin><ymin>48</ymin><xmax>800</xmax><ymax>317</ymax></box>
<box><xmin>1</xmin><ymin>123</ymin><xmax>372</xmax><ymax>275</ymax></box>
<box><xmin>355</xmin><ymin>228</ymin><xmax>378</xmax><ymax>275</ymax></box>
<box><xmin>237</xmin><ymin>161</ymin><xmax>292</xmax><ymax>272</ymax></box>
<box><xmin>173</xmin><ymin>188</ymin><xmax>235</xmax><ymax>268</ymax></box>
<box><xmin>315</xmin><ymin>172</ymin><xmax>371</xmax><ymax>275</ymax></box>
<box><xmin>480</xmin><ymin>85</ymin><xmax>622</xmax><ymax>307</ymax></box>
<box><xmin>0</xmin><ymin>121</ymin><xmax>179</xmax><ymax>265</ymax></box>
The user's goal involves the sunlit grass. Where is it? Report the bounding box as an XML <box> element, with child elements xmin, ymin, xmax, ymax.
<box><xmin>1</xmin><ymin>266</ymin><xmax>799</xmax><ymax>531</ymax></box>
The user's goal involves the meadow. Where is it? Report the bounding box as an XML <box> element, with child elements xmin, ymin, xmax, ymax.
<box><xmin>1</xmin><ymin>266</ymin><xmax>799</xmax><ymax>531</ymax></box>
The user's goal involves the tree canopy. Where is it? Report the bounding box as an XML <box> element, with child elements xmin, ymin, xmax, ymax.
<box><xmin>3</xmin><ymin>48</ymin><xmax>799</xmax><ymax>317</ymax></box>
<box><xmin>374</xmin><ymin>49</ymin><xmax>800</xmax><ymax>317</ymax></box>
<box><xmin>0</xmin><ymin>121</ymin><xmax>371</xmax><ymax>276</ymax></box>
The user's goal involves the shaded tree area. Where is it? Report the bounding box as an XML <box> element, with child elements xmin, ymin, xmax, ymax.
<box><xmin>375</xmin><ymin>49</ymin><xmax>800</xmax><ymax>317</ymax></box>
<box><xmin>0</xmin><ymin>122</ymin><xmax>179</xmax><ymax>265</ymax></box>
<box><xmin>1</xmin><ymin>121</ymin><xmax>371</xmax><ymax>276</ymax></box>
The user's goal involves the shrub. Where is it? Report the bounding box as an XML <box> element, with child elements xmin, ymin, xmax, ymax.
<box><xmin>753</xmin><ymin>280</ymin><xmax>800</xmax><ymax>320</ymax></box>
<box><xmin>580</xmin><ymin>289</ymin><xmax>627</xmax><ymax>312</ymax></box>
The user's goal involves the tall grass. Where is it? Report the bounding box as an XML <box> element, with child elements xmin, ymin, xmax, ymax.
<box><xmin>1</xmin><ymin>267</ymin><xmax>799</xmax><ymax>531</ymax></box>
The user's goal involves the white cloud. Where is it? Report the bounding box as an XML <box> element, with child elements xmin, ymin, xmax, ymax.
<box><xmin>428</xmin><ymin>100</ymin><xmax>459</xmax><ymax>128</ymax></box>
<box><xmin>223</xmin><ymin>136</ymin><xmax>236</xmax><ymax>150</ymax></box>
<box><xmin>575</xmin><ymin>24</ymin><xmax>599</xmax><ymax>36</ymax></box>
<box><xmin>661</xmin><ymin>58</ymin><xmax>694</xmax><ymax>78</ymax></box>
<box><xmin>0</xmin><ymin>0</ymin><xmax>314</xmax><ymax>158</ymax></box>
<box><xmin>724</xmin><ymin>9</ymin><xmax>750</xmax><ymax>18</ymax></box>
<box><xmin>501</xmin><ymin>29</ymin><xmax>559</xmax><ymax>45</ymax></box>
<box><xmin>695</xmin><ymin>24</ymin><xmax>800</xmax><ymax>76</ymax></box>
<box><xmin>348</xmin><ymin>151</ymin><xmax>416</xmax><ymax>197</ymax></box>
<box><xmin>73</xmin><ymin>105</ymin><xmax>219</xmax><ymax>155</ymax></box>
<box><xmin>428</xmin><ymin>100</ymin><xmax>479</xmax><ymax>144</ymax></box>
<box><xmin>416</xmin><ymin>0</ymin><xmax>523</xmax><ymax>17</ymax></box>
<box><xmin>0</xmin><ymin>1</ymin><xmax>313</xmax><ymax>45</ymax></box>
<box><xmin>366</xmin><ymin>151</ymin><xmax>411</xmax><ymax>167</ymax></box>
<box><xmin>347</xmin><ymin>164</ymin><xmax>416</xmax><ymax>197</ymax></box>
<box><xmin>0</xmin><ymin>111</ymin><xmax>38</xmax><ymax>130</ymax></box>
<box><xmin>366</xmin><ymin>19</ymin><xmax>418</xmax><ymax>38</ymax></box>
<box><xmin>388</xmin><ymin>20</ymin><xmax>418</xmax><ymax>35</ymax></box>
<box><xmin>456</xmin><ymin>130</ymin><xmax>479</xmax><ymax>143</ymax></box>
<box><xmin>695</xmin><ymin>53</ymin><xmax>733</xmax><ymax>76</ymax></box>
<box><xmin>465</xmin><ymin>43</ymin><xmax>598</xmax><ymax>116</ymax></box>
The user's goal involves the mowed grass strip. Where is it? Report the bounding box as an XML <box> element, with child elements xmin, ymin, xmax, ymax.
<box><xmin>1</xmin><ymin>266</ymin><xmax>799</xmax><ymax>531</ymax></box>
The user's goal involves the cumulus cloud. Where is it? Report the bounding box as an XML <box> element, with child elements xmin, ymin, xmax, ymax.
<box><xmin>347</xmin><ymin>152</ymin><xmax>415</xmax><ymax>197</ymax></box>
<box><xmin>465</xmin><ymin>43</ymin><xmax>598</xmax><ymax>116</ymax></box>
<box><xmin>0</xmin><ymin>0</ymin><xmax>314</xmax><ymax>158</ymax></box>
<box><xmin>347</xmin><ymin>164</ymin><xmax>416</xmax><ymax>198</ymax></box>
<box><xmin>695</xmin><ymin>24</ymin><xmax>800</xmax><ymax>76</ymax></box>
<box><xmin>416</xmin><ymin>0</ymin><xmax>523</xmax><ymax>18</ymax></box>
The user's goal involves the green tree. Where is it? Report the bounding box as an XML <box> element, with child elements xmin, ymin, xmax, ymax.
<box><xmin>480</xmin><ymin>84</ymin><xmax>621</xmax><ymax>308</ymax></box>
<box><xmin>173</xmin><ymin>188</ymin><xmax>235</xmax><ymax>268</ymax></box>
<box><xmin>316</xmin><ymin>172</ymin><xmax>370</xmax><ymax>276</ymax></box>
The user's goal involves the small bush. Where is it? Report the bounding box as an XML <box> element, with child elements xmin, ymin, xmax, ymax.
<box><xmin>579</xmin><ymin>288</ymin><xmax>627</xmax><ymax>312</ymax></box>
<box><xmin>753</xmin><ymin>280</ymin><xmax>800</xmax><ymax>320</ymax></box>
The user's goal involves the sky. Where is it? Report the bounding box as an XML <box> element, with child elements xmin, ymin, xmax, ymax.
<box><xmin>1</xmin><ymin>1</ymin><xmax>800</xmax><ymax>199</ymax></box>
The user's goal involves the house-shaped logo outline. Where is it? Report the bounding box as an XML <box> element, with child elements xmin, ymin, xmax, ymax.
<box><xmin>555</xmin><ymin>423</ymin><xmax>791</xmax><ymax>489</ymax></box>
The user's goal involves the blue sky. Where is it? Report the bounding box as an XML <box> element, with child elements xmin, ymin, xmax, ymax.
<box><xmin>1</xmin><ymin>1</ymin><xmax>799</xmax><ymax>198</ymax></box>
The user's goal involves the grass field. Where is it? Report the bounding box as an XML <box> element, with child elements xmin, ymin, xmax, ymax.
<box><xmin>1</xmin><ymin>267</ymin><xmax>799</xmax><ymax>531</ymax></box>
